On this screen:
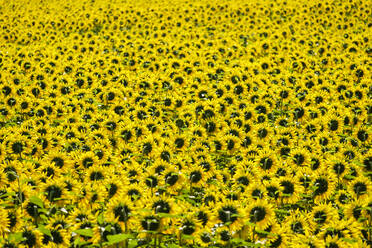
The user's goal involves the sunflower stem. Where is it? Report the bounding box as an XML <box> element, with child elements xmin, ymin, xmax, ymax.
<box><xmin>252</xmin><ymin>226</ymin><xmax>255</xmax><ymax>243</ymax></box>
<box><xmin>17</xmin><ymin>173</ymin><xmax>23</xmax><ymax>215</ymax></box>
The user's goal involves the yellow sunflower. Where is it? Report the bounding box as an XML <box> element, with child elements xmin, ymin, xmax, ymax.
<box><xmin>245</xmin><ymin>199</ymin><xmax>274</xmax><ymax>230</ymax></box>
<box><xmin>311</xmin><ymin>170</ymin><xmax>336</xmax><ymax>203</ymax></box>
<box><xmin>0</xmin><ymin>207</ymin><xmax>9</xmax><ymax>236</ymax></box>
<box><xmin>214</xmin><ymin>199</ymin><xmax>245</xmax><ymax>232</ymax></box>
<box><xmin>310</xmin><ymin>202</ymin><xmax>338</xmax><ymax>227</ymax></box>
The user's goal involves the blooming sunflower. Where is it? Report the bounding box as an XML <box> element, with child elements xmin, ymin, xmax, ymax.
<box><xmin>185</xmin><ymin>163</ymin><xmax>209</xmax><ymax>187</ymax></box>
<box><xmin>311</xmin><ymin>170</ymin><xmax>336</xmax><ymax>203</ymax></box>
<box><xmin>215</xmin><ymin>199</ymin><xmax>245</xmax><ymax>232</ymax></box>
<box><xmin>344</xmin><ymin>198</ymin><xmax>369</xmax><ymax>224</ymax></box>
<box><xmin>310</xmin><ymin>203</ymin><xmax>338</xmax><ymax>227</ymax></box>
<box><xmin>289</xmin><ymin>234</ymin><xmax>325</xmax><ymax>248</ymax></box>
<box><xmin>283</xmin><ymin>210</ymin><xmax>313</xmax><ymax>238</ymax></box>
<box><xmin>266</xmin><ymin>225</ymin><xmax>290</xmax><ymax>248</ymax></box>
<box><xmin>255</xmin><ymin>148</ymin><xmax>279</xmax><ymax>176</ymax></box>
<box><xmin>277</xmin><ymin>175</ymin><xmax>303</xmax><ymax>204</ymax></box>
<box><xmin>107</xmin><ymin>193</ymin><xmax>136</xmax><ymax>232</ymax></box>
<box><xmin>0</xmin><ymin>207</ymin><xmax>9</xmax><ymax>236</ymax></box>
<box><xmin>195</xmin><ymin>231</ymin><xmax>215</xmax><ymax>247</ymax></box>
<box><xmin>245</xmin><ymin>199</ymin><xmax>274</xmax><ymax>230</ymax></box>
<box><xmin>244</xmin><ymin>181</ymin><xmax>266</xmax><ymax>200</ymax></box>
<box><xmin>347</xmin><ymin>175</ymin><xmax>371</xmax><ymax>200</ymax></box>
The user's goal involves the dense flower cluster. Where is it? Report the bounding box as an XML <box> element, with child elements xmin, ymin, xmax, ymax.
<box><xmin>0</xmin><ymin>0</ymin><xmax>371</xmax><ymax>247</ymax></box>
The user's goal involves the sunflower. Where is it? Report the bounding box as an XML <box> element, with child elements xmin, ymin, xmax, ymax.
<box><xmin>125</xmin><ymin>182</ymin><xmax>146</xmax><ymax>203</ymax></box>
<box><xmin>185</xmin><ymin>163</ymin><xmax>209</xmax><ymax>187</ymax></box>
<box><xmin>0</xmin><ymin>207</ymin><xmax>9</xmax><ymax>236</ymax></box>
<box><xmin>140</xmin><ymin>135</ymin><xmax>157</xmax><ymax>157</ymax></box>
<box><xmin>39</xmin><ymin>177</ymin><xmax>67</xmax><ymax>208</ymax></box>
<box><xmin>334</xmin><ymin>189</ymin><xmax>351</xmax><ymax>206</ymax></box>
<box><xmin>326</xmin><ymin>154</ymin><xmax>350</xmax><ymax>181</ymax></box>
<box><xmin>283</xmin><ymin>210</ymin><xmax>313</xmax><ymax>238</ymax></box>
<box><xmin>311</xmin><ymin>170</ymin><xmax>336</xmax><ymax>203</ymax></box>
<box><xmin>138</xmin><ymin>213</ymin><xmax>162</xmax><ymax>238</ymax></box>
<box><xmin>319</xmin><ymin>219</ymin><xmax>358</xmax><ymax>242</ymax></box>
<box><xmin>232</xmin><ymin>165</ymin><xmax>254</xmax><ymax>193</ymax></box>
<box><xmin>266</xmin><ymin>225</ymin><xmax>290</xmax><ymax>248</ymax></box>
<box><xmin>289</xmin><ymin>234</ymin><xmax>325</xmax><ymax>248</ymax></box>
<box><xmin>220</xmin><ymin>134</ymin><xmax>241</xmax><ymax>153</ymax></box>
<box><xmin>344</xmin><ymin>199</ymin><xmax>368</xmax><ymax>224</ymax></box>
<box><xmin>146</xmin><ymin>160</ymin><xmax>169</xmax><ymax>178</ymax></box>
<box><xmin>196</xmin><ymin>231</ymin><xmax>215</xmax><ymax>247</ymax></box>
<box><xmin>41</xmin><ymin>228</ymin><xmax>70</xmax><ymax>247</ymax></box>
<box><xmin>215</xmin><ymin>199</ymin><xmax>245</xmax><ymax>232</ymax></box>
<box><xmin>19</xmin><ymin>228</ymin><xmax>43</xmax><ymax>248</ymax></box>
<box><xmin>45</xmin><ymin>150</ymin><xmax>74</xmax><ymax>170</ymax></box>
<box><xmin>5</xmin><ymin>134</ymin><xmax>29</xmax><ymax>158</ymax></box>
<box><xmin>149</xmin><ymin>194</ymin><xmax>181</xmax><ymax>226</ymax></box>
<box><xmin>310</xmin><ymin>203</ymin><xmax>338</xmax><ymax>227</ymax></box>
<box><xmin>355</xmin><ymin>126</ymin><xmax>369</xmax><ymax>143</ymax></box>
<box><xmin>0</xmin><ymin>167</ymin><xmax>10</xmax><ymax>192</ymax></box>
<box><xmin>294</xmin><ymin>167</ymin><xmax>314</xmax><ymax>194</ymax></box>
<box><xmin>75</xmin><ymin>151</ymin><xmax>97</xmax><ymax>169</ymax></box>
<box><xmin>245</xmin><ymin>199</ymin><xmax>274</xmax><ymax>231</ymax></box>
<box><xmin>244</xmin><ymin>182</ymin><xmax>266</xmax><ymax>200</ymax></box>
<box><xmin>216</xmin><ymin>226</ymin><xmax>234</xmax><ymax>246</ymax></box>
<box><xmin>348</xmin><ymin>175</ymin><xmax>370</xmax><ymax>200</ymax></box>
<box><xmin>323</xmin><ymin>236</ymin><xmax>349</xmax><ymax>248</ymax></box>
<box><xmin>107</xmin><ymin>193</ymin><xmax>136</xmax><ymax>231</ymax></box>
<box><xmin>253</xmin><ymin>123</ymin><xmax>273</xmax><ymax>143</ymax></box>
<box><xmin>38</xmin><ymin>163</ymin><xmax>63</xmax><ymax>180</ymax></box>
<box><xmin>171</xmin><ymin>133</ymin><xmax>190</xmax><ymax>152</ymax></box>
<box><xmin>68</xmin><ymin>203</ymin><xmax>97</xmax><ymax>233</ymax></box>
<box><xmin>277</xmin><ymin>175</ymin><xmax>303</xmax><ymax>204</ymax></box>
<box><xmin>104</xmin><ymin>176</ymin><xmax>125</xmax><ymax>200</ymax></box>
<box><xmin>203</xmin><ymin>187</ymin><xmax>220</xmax><ymax>207</ymax></box>
<box><xmin>262</xmin><ymin>179</ymin><xmax>282</xmax><ymax>203</ymax></box>
<box><xmin>255</xmin><ymin>148</ymin><xmax>278</xmax><ymax>176</ymax></box>
<box><xmin>194</xmin><ymin>204</ymin><xmax>215</xmax><ymax>230</ymax></box>
<box><xmin>84</xmin><ymin>165</ymin><xmax>110</xmax><ymax>185</ymax></box>
<box><xmin>288</xmin><ymin>147</ymin><xmax>311</xmax><ymax>168</ymax></box>
<box><xmin>306</xmin><ymin>153</ymin><xmax>322</xmax><ymax>171</ymax></box>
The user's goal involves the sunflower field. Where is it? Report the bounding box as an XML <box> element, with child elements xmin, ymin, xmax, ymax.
<box><xmin>0</xmin><ymin>0</ymin><xmax>371</xmax><ymax>247</ymax></box>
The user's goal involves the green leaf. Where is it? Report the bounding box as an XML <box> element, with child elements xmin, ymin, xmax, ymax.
<box><xmin>106</xmin><ymin>233</ymin><xmax>132</xmax><ymax>245</ymax></box>
<box><xmin>38</xmin><ymin>225</ymin><xmax>52</xmax><ymax>237</ymax></box>
<box><xmin>342</xmin><ymin>238</ymin><xmax>357</xmax><ymax>244</ymax></box>
<box><xmin>353</xmin><ymin>160</ymin><xmax>364</xmax><ymax>167</ymax></box>
<box><xmin>138</xmin><ymin>208</ymin><xmax>152</xmax><ymax>213</ymax></box>
<box><xmin>167</xmin><ymin>243</ymin><xmax>181</xmax><ymax>248</ymax></box>
<box><xmin>9</xmin><ymin>232</ymin><xmax>24</xmax><ymax>242</ymax></box>
<box><xmin>74</xmin><ymin>237</ymin><xmax>91</xmax><ymax>246</ymax></box>
<box><xmin>274</xmin><ymin>209</ymin><xmax>289</xmax><ymax>214</ymax></box>
<box><xmin>231</xmin><ymin>238</ymin><xmax>246</xmax><ymax>243</ymax></box>
<box><xmin>157</xmin><ymin>213</ymin><xmax>183</xmax><ymax>218</ymax></box>
<box><xmin>105</xmin><ymin>224</ymin><xmax>112</xmax><ymax>232</ymax></box>
<box><xmin>182</xmin><ymin>234</ymin><xmax>195</xmax><ymax>240</ymax></box>
<box><xmin>29</xmin><ymin>195</ymin><xmax>44</xmax><ymax>208</ymax></box>
<box><xmin>255</xmin><ymin>229</ymin><xmax>276</xmax><ymax>237</ymax></box>
<box><xmin>344</xmin><ymin>174</ymin><xmax>356</xmax><ymax>180</ymax></box>
<box><xmin>97</xmin><ymin>212</ymin><xmax>104</xmax><ymax>225</ymax></box>
<box><xmin>231</xmin><ymin>238</ymin><xmax>261</xmax><ymax>247</ymax></box>
<box><xmin>74</xmin><ymin>229</ymin><xmax>93</xmax><ymax>237</ymax></box>
<box><xmin>128</xmin><ymin>239</ymin><xmax>138</xmax><ymax>248</ymax></box>
<box><xmin>244</xmin><ymin>221</ymin><xmax>257</xmax><ymax>226</ymax></box>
